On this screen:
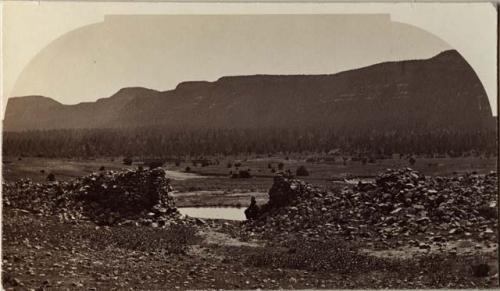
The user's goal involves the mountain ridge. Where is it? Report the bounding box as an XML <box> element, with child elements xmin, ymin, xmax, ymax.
<box><xmin>4</xmin><ymin>50</ymin><xmax>495</xmax><ymax>132</ymax></box>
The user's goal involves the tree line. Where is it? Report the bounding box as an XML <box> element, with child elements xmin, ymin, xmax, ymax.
<box><xmin>2</xmin><ymin>126</ymin><xmax>497</xmax><ymax>158</ymax></box>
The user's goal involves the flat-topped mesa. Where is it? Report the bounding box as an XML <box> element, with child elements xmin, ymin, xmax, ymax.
<box><xmin>108</xmin><ymin>87</ymin><xmax>160</xmax><ymax>99</ymax></box>
<box><xmin>5</xmin><ymin>49</ymin><xmax>495</xmax><ymax>132</ymax></box>
<box><xmin>5</xmin><ymin>95</ymin><xmax>63</xmax><ymax>115</ymax></box>
<box><xmin>174</xmin><ymin>81</ymin><xmax>212</xmax><ymax>91</ymax></box>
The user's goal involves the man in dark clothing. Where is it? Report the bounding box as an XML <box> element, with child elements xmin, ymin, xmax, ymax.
<box><xmin>244</xmin><ymin>196</ymin><xmax>259</xmax><ymax>220</ymax></box>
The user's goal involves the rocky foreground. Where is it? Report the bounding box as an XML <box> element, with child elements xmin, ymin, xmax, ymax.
<box><xmin>3</xmin><ymin>168</ymin><xmax>181</xmax><ymax>227</ymax></box>
<box><xmin>245</xmin><ymin>168</ymin><xmax>498</xmax><ymax>248</ymax></box>
<box><xmin>2</xmin><ymin>168</ymin><xmax>499</xmax><ymax>290</ymax></box>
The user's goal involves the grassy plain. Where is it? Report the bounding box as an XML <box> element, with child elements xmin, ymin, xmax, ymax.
<box><xmin>3</xmin><ymin>155</ymin><xmax>496</xmax><ymax>207</ymax></box>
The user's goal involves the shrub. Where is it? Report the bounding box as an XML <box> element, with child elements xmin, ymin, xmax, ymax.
<box><xmin>185</xmin><ymin>166</ymin><xmax>191</xmax><ymax>173</ymax></box>
<box><xmin>478</xmin><ymin>205</ymin><xmax>497</xmax><ymax>219</ymax></box>
<box><xmin>231</xmin><ymin>170</ymin><xmax>252</xmax><ymax>179</ymax></box>
<box><xmin>147</xmin><ymin>159</ymin><xmax>165</xmax><ymax>169</ymax></box>
<box><xmin>99</xmin><ymin>166</ymin><xmax>105</xmax><ymax>171</ymax></box>
<box><xmin>409</xmin><ymin>157</ymin><xmax>416</xmax><ymax>166</ymax></box>
<box><xmin>238</xmin><ymin>170</ymin><xmax>252</xmax><ymax>178</ymax></box>
<box><xmin>175</xmin><ymin>160</ymin><xmax>181</xmax><ymax>167</ymax></box>
<box><xmin>46</xmin><ymin>173</ymin><xmax>56</xmax><ymax>182</ymax></box>
<box><xmin>227</xmin><ymin>162</ymin><xmax>233</xmax><ymax>168</ymax></box>
<box><xmin>123</xmin><ymin>157</ymin><xmax>133</xmax><ymax>165</ymax></box>
<box><xmin>296</xmin><ymin>165</ymin><xmax>309</xmax><ymax>176</ymax></box>
<box><xmin>278</xmin><ymin>162</ymin><xmax>285</xmax><ymax>170</ymax></box>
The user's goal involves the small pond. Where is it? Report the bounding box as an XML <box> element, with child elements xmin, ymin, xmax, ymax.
<box><xmin>344</xmin><ymin>178</ymin><xmax>376</xmax><ymax>184</ymax></box>
<box><xmin>178</xmin><ymin>207</ymin><xmax>247</xmax><ymax>221</ymax></box>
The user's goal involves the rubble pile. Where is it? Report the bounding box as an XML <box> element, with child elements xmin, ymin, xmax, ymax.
<box><xmin>266</xmin><ymin>175</ymin><xmax>318</xmax><ymax>208</ymax></box>
<box><xmin>3</xmin><ymin>168</ymin><xmax>181</xmax><ymax>226</ymax></box>
<box><xmin>247</xmin><ymin>168</ymin><xmax>498</xmax><ymax>245</ymax></box>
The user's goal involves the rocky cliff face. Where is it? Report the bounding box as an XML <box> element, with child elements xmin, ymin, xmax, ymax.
<box><xmin>4</xmin><ymin>50</ymin><xmax>495</xmax><ymax>132</ymax></box>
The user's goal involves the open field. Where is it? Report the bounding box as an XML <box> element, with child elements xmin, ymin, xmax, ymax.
<box><xmin>3</xmin><ymin>156</ymin><xmax>497</xmax><ymax>207</ymax></box>
<box><xmin>3</xmin><ymin>156</ymin><xmax>497</xmax><ymax>184</ymax></box>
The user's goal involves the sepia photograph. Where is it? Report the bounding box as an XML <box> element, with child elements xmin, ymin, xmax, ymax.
<box><xmin>1</xmin><ymin>1</ymin><xmax>498</xmax><ymax>290</ymax></box>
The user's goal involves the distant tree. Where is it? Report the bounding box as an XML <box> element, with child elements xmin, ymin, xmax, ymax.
<box><xmin>278</xmin><ymin>162</ymin><xmax>285</xmax><ymax>170</ymax></box>
<box><xmin>227</xmin><ymin>162</ymin><xmax>233</xmax><ymax>168</ymax></box>
<box><xmin>409</xmin><ymin>157</ymin><xmax>416</xmax><ymax>166</ymax></box>
<box><xmin>2</xmin><ymin>126</ymin><xmax>497</xmax><ymax>159</ymax></box>
<box><xmin>239</xmin><ymin>170</ymin><xmax>252</xmax><ymax>178</ymax></box>
<box><xmin>175</xmin><ymin>160</ymin><xmax>181</xmax><ymax>167</ymax></box>
<box><xmin>123</xmin><ymin>157</ymin><xmax>133</xmax><ymax>165</ymax></box>
<box><xmin>99</xmin><ymin>166</ymin><xmax>105</xmax><ymax>171</ymax></box>
<box><xmin>147</xmin><ymin>159</ymin><xmax>165</xmax><ymax>169</ymax></box>
<box><xmin>296</xmin><ymin>165</ymin><xmax>309</xmax><ymax>176</ymax></box>
<box><xmin>46</xmin><ymin>173</ymin><xmax>56</xmax><ymax>182</ymax></box>
<box><xmin>267</xmin><ymin>163</ymin><xmax>272</xmax><ymax>169</ymax></box>
<box><xmin>185</xmin><ymin>166</ymin><xmax>191</xmax><ymax>173</ymax></box>
<box><xmin>234</xmin><ymin>162</ymin><xmax>242</xmax><ymax>168</ymax></box>
<box><xmin>231</xmin><ymin>170</ymin><xmax>252</xmax><ymax>179</ymax></box>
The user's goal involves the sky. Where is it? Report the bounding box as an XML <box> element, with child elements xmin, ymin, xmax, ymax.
<box><xmin>2</xmin><ymin>2</ymin><xmax>497</xmax><ymax>116</ymax></box>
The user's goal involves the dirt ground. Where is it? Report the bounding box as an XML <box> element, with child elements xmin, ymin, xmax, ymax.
<box><xmin>3</xmin><ymin>207</ymin><xmax>498</xmax><ymax>290</ymax></box>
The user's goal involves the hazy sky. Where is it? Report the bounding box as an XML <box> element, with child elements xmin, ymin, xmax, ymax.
<box><xmin>2</xmin><ymin>2</ymin><xmax>497</xmax><ymax>115</ymax></box>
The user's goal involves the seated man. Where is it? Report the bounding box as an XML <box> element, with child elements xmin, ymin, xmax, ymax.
<box><xmin>244</xmin><ymin>196</ymin><xmax>260</xmax><ymax>220</ymax></box>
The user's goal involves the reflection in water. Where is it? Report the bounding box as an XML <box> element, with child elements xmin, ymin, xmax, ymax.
<box><xmin>178</xmin><ymin>207</ymin><xmax>246</xmax><ymax>221</ymax></box>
